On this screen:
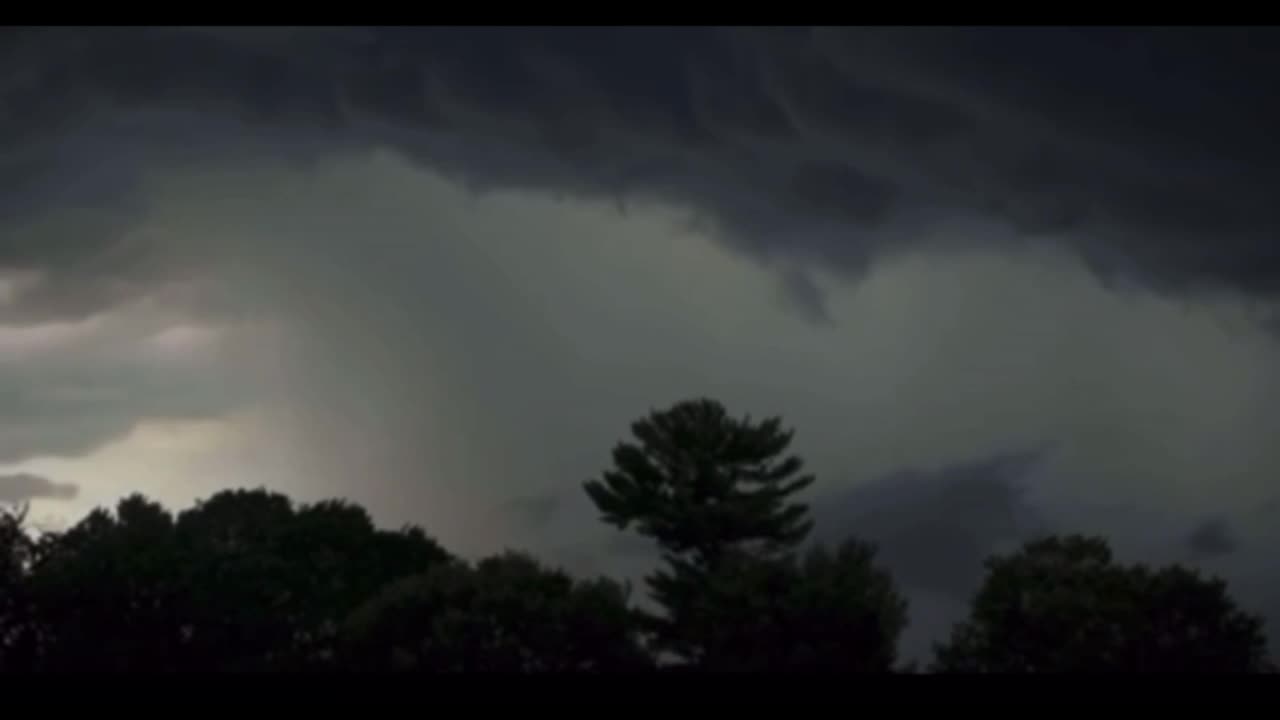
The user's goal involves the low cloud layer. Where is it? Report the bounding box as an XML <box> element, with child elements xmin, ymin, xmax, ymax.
<box><xmin>0</xmin><ymin>301</ymin><xmax>276</xmax><ymax>463</ymax></box>
<box><xmin>0</xmin><ymin>472</ymin><xmax>77</xmax><ymax>503</ymax></box>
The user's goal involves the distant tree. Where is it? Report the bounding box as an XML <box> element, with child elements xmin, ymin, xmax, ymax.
<box><xmin>25</xmin><ymin>489</ymin><xmax>454</xmax><ymax>670</ymax></box>
<box><xmin>0</xmin><ymin>504</ymin><xmax>38</xmax><ymax>670</ymax></box>
<box><xmin>340</xmin><ymin>551</ymin><xmax>651</xmax><ymax>672</ymax></box>
<box><xmin>26</xmin><ymin>495</ymin><xmax>187</xmax><ymax>670</ymax></box>
<box><xmin>584</xmin><ymin>398</ymin><xmax>827</xmax><ymax>665</ymax></box>
<box><xmin>171</xmin><ymin>490</ymin><xmax>455</xmax><ymax>669</ymax></box>
<box><xmin>934</xmin><ymin>535</ymin><xmax>1272</xmax><ymax>673</ymax></box>
<box><xmin>658</xmin><ymin>539</ymin><xmax>908</xmax><ymax>671</ymax></box>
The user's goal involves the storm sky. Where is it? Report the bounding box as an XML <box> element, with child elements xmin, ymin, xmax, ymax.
<box><xmin>4</xmin><ymin>27</ymin><xmax>1280</xmax><ymax>658</ymax></box>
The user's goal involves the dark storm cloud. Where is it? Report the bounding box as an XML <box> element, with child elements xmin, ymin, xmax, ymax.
<box><xmin>0</xmin><ymin>472</ymin><xmax>78</xmax><ymax>503</ymax></box>
<box><xmin>1186</xmin><ymin>516</ymin><xmax>1239</xmax><ymax>557</ymax></box>
<box><xmin>808</xmin><ymin>450</ymin><xmax>1051</xmax><ymax>661</ymax></box>
<box><xmin>3</xmin><ymin>27</ymin><xmax>1280</xmax><ymax>322</ymax></box>
<box><xmin>811</xmin><ymin>450</ymin><xmax>1048</xmax><ymax>599</ymax></box>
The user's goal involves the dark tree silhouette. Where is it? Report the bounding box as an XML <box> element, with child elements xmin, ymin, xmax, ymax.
<box><xmin>169</xmin><ymin>491</ymin><xmax>453</xmax><ymax>669</ymax></box>
<box><xmin>657</xmin><ymin>540</ymin><xmax>909</xmax><ymax>671</ymax></box>
<box><xmin>585</xmin><ymin>398</ymin><xmax>910</xmax><ymax>668</ymax></box>
<box><xmin>7</xmin><ymin>410</ymin><xmax>1273</xmax><ymax>675</ymax></box>
<box><xmin>26</xmin><ymin>496</ymin><xmax>187</xmax><ymax>670</ymax></box>
<box><xmin>934</xmin><ymin>535</ymin><xmax>1271</xmax><ymax>673</ymax></box>
<box><xmin>23</xmin><ymin>489</ymin><xmax>454</xmax><ymax>670</ymax></box>
<box><xmin>340</xmin><ymin>551</ymin><xmax>650</xmax><ymax>672</ymax></box>
<box><xmin>0</xmin><ymin>504</ymin><xmax>38</xmax><ymax>670</ymax></box>
<box><xmin>584</xmin><ymin>399</ymin><xmax>814</xmax><ymax>569</ymax></box>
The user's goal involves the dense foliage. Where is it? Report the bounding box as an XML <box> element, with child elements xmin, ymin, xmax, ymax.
<box><xmin>0</xmin><ymin>399</ymin><xmax>1269</xmax><ymax>672</ymax></box>
<box><xmin>933</xmin><ymin>535</ymin><xmax>1272</xmax><ymax>673</ymax></box>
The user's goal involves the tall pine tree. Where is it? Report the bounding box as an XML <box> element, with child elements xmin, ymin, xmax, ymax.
<box><xmin>584</xmin><ymin>398</ymin><xmax>815</xmax><ymax>663</ymax></box>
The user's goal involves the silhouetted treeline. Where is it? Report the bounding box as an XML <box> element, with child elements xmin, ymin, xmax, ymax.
<box><xmin>0</xmin><ymin>399</ymin><xmax>1271</xmax><ymax>672</ymax></box>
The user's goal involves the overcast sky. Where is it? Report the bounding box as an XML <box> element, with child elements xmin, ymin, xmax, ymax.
<box><xmin>3</xmin><ymin>27</ymin><xmax>1280</xmax><ymax>658</ymax></box>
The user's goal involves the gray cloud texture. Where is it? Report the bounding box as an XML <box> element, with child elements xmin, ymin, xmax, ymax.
<box><xmin>3</xmin><ymin>27</ymin><xmax>1280</xmax><ymax>325</ymax></box>
<box><xmin>0</xmin><ymin>472</ymin><xmax>77</xmax><ymax>503</ymax></box>
<box><xmin>0</xmin><ymin>303</ymin><xmax>273</xmax><ymax>463</ymax></box>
